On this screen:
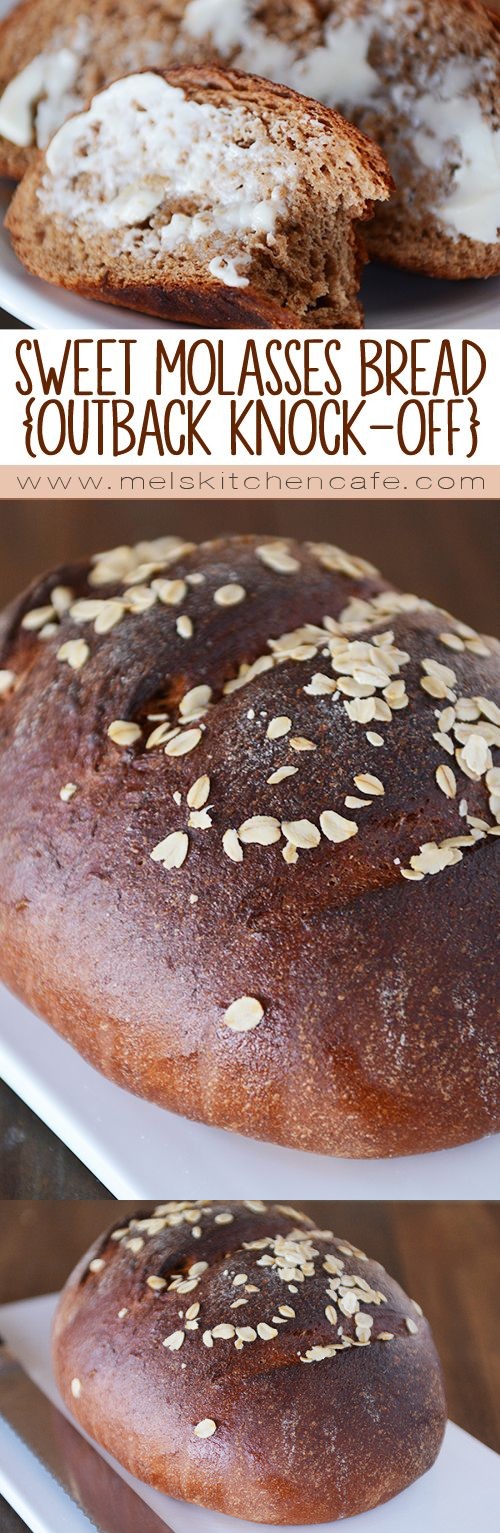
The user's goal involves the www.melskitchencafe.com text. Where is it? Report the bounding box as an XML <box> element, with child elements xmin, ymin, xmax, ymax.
<box><xmin>2</xmin><ymin>333</ymin><xmax>493</xmax><ymax>467</ymax></box>
<box><xmin>7</xmin><ymin>468</ymin><xmax>491</xmax><ymax>501</ymax></box>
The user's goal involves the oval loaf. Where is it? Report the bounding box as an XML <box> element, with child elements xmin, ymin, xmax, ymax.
<box><xmin>52</xmin><ymin>1199</ymin><xmax>447</xmax><ymax>1523</ymax></box>
<box><xmin>0</xmin><ymin>533</ymin><xmax>498</xmax><ymax>1157</ymax></box>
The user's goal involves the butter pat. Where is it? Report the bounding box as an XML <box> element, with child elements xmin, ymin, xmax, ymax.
<box><xmin>208</xmin><ymin>256</ymin><xmax>249</xmax><ymax>288</ymax></box>
<box><xmin>181</xmin><ymin>1</ymin><xmax>378</xmax><ymax>101</ymax></box>
<box><xmin>180</xmin><ymin>0</ymin><xmax>296</xmax><ymax>82</ymax></box>
<box><xmin>182</xmin><ymin>0</ymin><xmax>251</xmax><ymax>53</ymax></box>
<box><xmin>412</xmin><ymin>86</ymin><xmax>500</xmax><ymax>246</ymax></box>
<box><xmin>102</xmin><ymin>178</ymin><xmax>167</xmax><ymax>229</ymax></box>
<box><xmin>0</xmin><ymin>56</ymin><xmax>47</xmax><ymax>147</ymax></box>
<box><xmin>294</xmin><ymin>20</ymin><xmax>379</xmax><ymax>108</ymax></box>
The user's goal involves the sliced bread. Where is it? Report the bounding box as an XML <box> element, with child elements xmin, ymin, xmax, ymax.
<box><xmin>173</xmin><ymin>0</ymin><xmax>500</xmax><ymax>279</ymax></box>
<box><xmin>2</xmin><ymin>0</ymin><xmax>497</xmax><ymax>278</ymax></box>
<box><xmin>307</xmin><ymin>0</ymin><xmax>500</xmax><ymax>278</ymax></box>
<box><xmin>5</xmin><ymin>64</ymin><xmax>391</xmax><ymax>327</ymax></box>
<box><xmin>0</xmin><ymin>0</ymin><xmax>318</xmax><ymax>179</ymax></box>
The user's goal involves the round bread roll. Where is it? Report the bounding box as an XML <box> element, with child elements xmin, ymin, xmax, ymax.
<box><xmin>52</xmin><ymin>1201</ymin><xmax>447</xmax><ymax>1524</ymax></box>
<box><xmin>0</xmin><ymin>534</ymin><xmax>498</xmax><ymax>1157</ymax></box>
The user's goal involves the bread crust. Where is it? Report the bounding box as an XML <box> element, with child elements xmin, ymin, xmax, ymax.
<box><xmin>5</xmin><ymin>63</ymin><xmax>390</xmax><ymax>330</ymax></box>
<box><xmin>0</xmin><ymin>535</ymin><xmax>498</xmax><ymax>1159</ymax></box>
<box><xmin>52</xmin><ymin>1201</ymin><xmax>447</xmax><ymax>1523</ymax></box>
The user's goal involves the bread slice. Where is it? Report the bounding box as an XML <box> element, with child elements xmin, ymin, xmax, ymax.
<box><xmin>0</xmin><ymin>0</ymin><xmax>319</xmax><ymax>180</ymax></box>
<box><xmin>0</xmin><ymin>0</ymin><xmax>179</xmax><ymax>179</ymax></box>
<box><xmin>306</xmin><ymin>0</ymin><xmax>500</xmax><ymax>279</ymax></box>
<box><xmin>173</xmin><ymin>0</ymin><xmax>500</xmax><ymax>279</ymax></box>
<box><xmin>5</xmin><ymin>65</ymin><xmax>392</xmax><ymax>328</ymax></box>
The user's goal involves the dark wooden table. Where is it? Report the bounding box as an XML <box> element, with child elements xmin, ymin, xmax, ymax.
<box><xmin>0</xmin><ymin>1081</ymin><xmax>110</xmax><ymax>1198</ymax></box>
<box><xmin>0</xmin><ymin>503</ymin><xmax>498</xmax><ymax>1197</ymax></box>
<box><xmin>0</xmin><ymin>1201</ymin><xmax>499</xmax><ymax>1530</ymax></box>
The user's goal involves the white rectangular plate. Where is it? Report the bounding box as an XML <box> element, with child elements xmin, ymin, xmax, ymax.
<box><xmin>1</xmin><ymin>0</ymin><xmax>500</xmax><ymax>329</ymax></box>
<box><xmin>0</xmin><ymin>1296</ymin><xmax>499</xmax><ymax>1533</ymax></box>
<box><xmin>0</xmin><ymin>984</ymin><xmax>499</xmax><ymax>1197</ymax></box>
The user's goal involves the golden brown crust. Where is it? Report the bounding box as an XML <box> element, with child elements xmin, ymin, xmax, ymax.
<box><xmin>0</xmin><ymin>534</ymin><xmax>498</xmax><ymax>1158</ymax></box>
<box><xmin>365</xmin><ymin>222</ymin><xmax>500</xmax><ymax>282</ymax></box>
<box><xmin>52</xmin><ymin>1201</ymin><xmax>447</xmax><ymax>1523</ymax></box>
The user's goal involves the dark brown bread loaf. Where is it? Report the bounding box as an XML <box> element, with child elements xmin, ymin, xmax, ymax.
<box><xmin>2</xmin><ymin>0</ymin><xmax>498</xmax><ymax>278</ymax></box>
<box><xmin>52</xmin><ymin>1201</ymin><xmax>447</xmax><ymax>1523</ymax></box>
<box><xmin>5</xmin><ymin>65</ymin><xmax>391</xmax><ymax>328</ymax></box>
<box><xmin>0</xmin><ymin>534</ymin><xmax>498</xmax><ymax>1158</ymax></box>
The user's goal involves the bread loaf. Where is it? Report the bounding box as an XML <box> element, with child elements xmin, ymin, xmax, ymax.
<box><xmin>1</xmin><ymin>0</ymin><xmax>499</xmax><ymax>278</ymax></box>
<box><xmin>52</xmin><ymin>1200</ymin><xmax>447</xmax><ymax>1523</ymax></box>
<box><xmin>0</xmin><ymin>534</ymin><xmax>498</xmax><ymax>1158</ymax></box>
<box><xmin>5</xmin><ymin>65</ymin><xmax>391</xmax><ymax>328</ymax></box>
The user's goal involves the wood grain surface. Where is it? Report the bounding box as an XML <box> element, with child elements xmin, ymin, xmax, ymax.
<box><xmin>0</xmin><ymin>503</ymin><xmax>498</xmax><ymax>1197</ymax></box>
<box><xmin>0</xmin><ymin>1082</ymin><xmax>110</xmax><ymax>1198</ymax></box>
